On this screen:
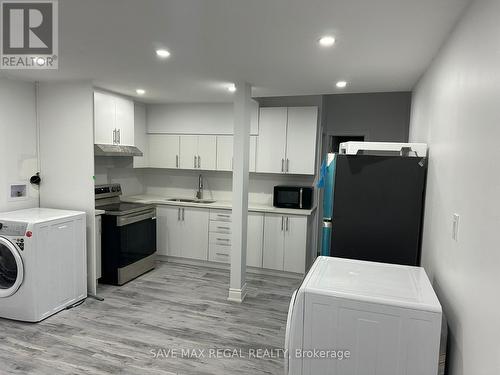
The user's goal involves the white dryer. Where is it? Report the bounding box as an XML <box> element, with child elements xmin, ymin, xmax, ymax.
<box><xmin>0</xmin><ymin>208</ymin><xmax>87</xmax><ymax>322</ymax></box>
<box><xmin>285</xmin><ymin>256</ymin><xmax>442</xmax><ymax>375</ymax></box>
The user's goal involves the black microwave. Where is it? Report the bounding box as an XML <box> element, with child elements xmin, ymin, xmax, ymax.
<box><xmin>273</xmin><ymin>186</ymin><xmax>313</xmax><ymax>209</ymax></box>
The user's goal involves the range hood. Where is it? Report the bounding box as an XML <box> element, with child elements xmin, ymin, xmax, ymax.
<box><xmin>94</xmin><ymin>144</ymin><xmax>143</xmax><ymax>157</ymax></box>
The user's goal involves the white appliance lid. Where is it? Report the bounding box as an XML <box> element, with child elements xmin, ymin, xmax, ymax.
<box><xmin>0</xmin><ymin>208</ymin><xmax>85</xmax><ymax>223</ymax></box>
<box><xmin>305</xmin><ymin>257</ymin><xmax>441</xmax><ymax>313</ymax></box>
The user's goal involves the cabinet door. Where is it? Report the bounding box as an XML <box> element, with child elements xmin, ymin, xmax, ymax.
<box><xmin>217</xmin><ymin>136</ymin><xmax>233</xmax><ymax>171</ymax></box>
<box><xmin>179</xmin><ymin>135</ymin><xmax>198</xmax><ymax>169</ymax></box>
<box><xmin>149</xmin><ymin>135</ymin><xmax>180</xmax><ymax>168</ymax></box>
<box><xmin>115</xmin><ymin>96</ymin><xmax>135</xmax><ymax>146</ymax></box>
<box><xmin>181</xmin><ymin>207</ymin><xmax>209</xmax><ymax>260</ymax></box>
<box><xmin>283</xmin><ymin>216</ymin><xmax>307</xmax><ymax>273</ymax></box>
<box><xmin>249</xmin><ymin>136</ymin><xmax>257</xmax><ymax>172</ymax></box>
<box><xmin>285</xmin><ymin>107</ymin><xmax>318</xmax><ymax>175</ymax></box>
<box><xmin>94</xmin><ymin>91</ymin><xmax>115</xmax><ymax>144</ymax></box>
<box><xmin>256</xmin><ymin>108</ymin><xmax>287</xmax><ymax>173</ymax></box>
<box><xmin>157</xmin><ymin>206</ymin><xmax>182</xmax><ymax>257</ymax></box>
<box><xmin>247</xmin><ymin>212</ymin><xmax>263</xmax><ymax>267</ymax></box>
<box><xmin>198</xmin><ymin>135</ymin><xmax>217</xmax><ymax>170</ymax></box>
<box><xmin>262</xmin><ymin>214</ymin><xmax>285</xmax><ymax>271</ymax></box>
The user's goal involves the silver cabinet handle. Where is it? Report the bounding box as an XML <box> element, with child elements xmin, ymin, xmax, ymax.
<box><xmin>216</xmin><ymin>252</ymin><xmax>230</xmax><ymax>256</ymax></box>
<box><xmin>286</xmin><ymin>159</ymin><xmax>289</xmax><ymax>173</ymax></box>
<box><xmin>177</xmin><ymin>208</ymin><xmax>181</xmax><ymax>221</ymax></box>
<box><xmin>182</xmin><ymin>208</ymin><xmax>185</xmax><ymax>221</ymax></box>
<box><xmin>198</xmin><ymin>155</ymin><xmax>201</xmax><ymax>168</ymax></box>
<box><xmin>285</xmin><ymin>217</ymin><xmax>289</xmax><ymax>232</ymax></box>
<box><xmin>118</xmin><ymin>129</ymin><xmax>121</xmax><ymax>144</ymax></box>
<box><xmin>194</xmin><ymin>155</ymin><xmax>197</xmax><ymax>168</ymax></box>
<box><xmin>217</xmin><ymin>226</ymin><xmax>231</xmax><ymax>230</ymax></box>
<box><xmin>176</xmin><ymin>155</ymin><xmax>179</xmax><ymax>168</ymax></box>
<box><xmin>281</xmin><ymin>216</ymin><xmax>284</xmax><ymax>231</ymax></box>
<box><xmin>217</xmin><ymin>214</ymin><xmax>230</xmax><ymax>218</ymax></box>
<box><xmin>281</xmin><ymin>159</ymin><xmax>284</xmax><ymax>173</ymax></box>
<box><xmin>112</xmin><ymin>129</ymin><xmax>116</xmax><ymax>144</ymax></box>
<box><xmin>217</xmin><ymin>238</ymin><xmax>230</xmax><ymax>242</ymax></box>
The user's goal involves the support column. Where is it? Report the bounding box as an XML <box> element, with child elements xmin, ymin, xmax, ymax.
<box><xmin>228</xmin><ymin>81</ymin><xmax>251</xmax><ymax>303</ymax></box>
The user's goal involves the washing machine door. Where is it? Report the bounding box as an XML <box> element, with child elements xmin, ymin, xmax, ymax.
<box><xmin>0</xmin><ymin>237</ymin><xmax>24</xmax><ymax>298</ymax></box>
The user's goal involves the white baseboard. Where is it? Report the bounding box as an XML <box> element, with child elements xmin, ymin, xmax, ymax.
<box><xmin>227</xmin><ymin>283</ymin><xmax>248</xmax><ymax>303</ymax></box>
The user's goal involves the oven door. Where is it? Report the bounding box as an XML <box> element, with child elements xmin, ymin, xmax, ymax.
<box><xmin>116</xmin><ymin>210</ymin><xmax>157</xmax><ymax>268</ymax></box>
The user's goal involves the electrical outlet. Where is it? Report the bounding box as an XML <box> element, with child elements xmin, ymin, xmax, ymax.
<box><xmin>452</xmin><ymin>214</ymin><xmax>460</xmax><ymax>241</ymax></box>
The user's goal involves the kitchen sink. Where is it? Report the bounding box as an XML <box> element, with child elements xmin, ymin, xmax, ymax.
<box><xmin>166</xmin><ymin>198</ymin><xmax>216</xmax><ymax>204</ymax></box>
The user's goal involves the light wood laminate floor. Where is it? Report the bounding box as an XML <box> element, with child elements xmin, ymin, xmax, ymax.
<box><xmin>0</xmin><ymin>262</ymin><xmax>301</xmax><ymax>375</ymax></box>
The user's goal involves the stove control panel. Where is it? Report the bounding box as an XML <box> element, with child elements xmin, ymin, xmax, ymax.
<box><xmin>95</xmin><ymin>184</ymin><xmax>122</xmax><ymax>198</ymax></box>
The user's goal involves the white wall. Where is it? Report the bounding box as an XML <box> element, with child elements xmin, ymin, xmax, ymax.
<box><xmin>409</xmin><ymin>1</ymin><xmax>500</xmax><ymax>374</ymax></box>
<box><xmin>0</xmin><ymin>77</ymin><xmax>38</xmax><ymax>212</ymax></box>
<box><xmin>37</xmin><ymin>81</ymin><xmax>96</xmax><ymax>292</ymax></box>
<box><xmin>147</xmin><ymin>101</ymin><xmax>259</xmax><ymax>135</ymax></box>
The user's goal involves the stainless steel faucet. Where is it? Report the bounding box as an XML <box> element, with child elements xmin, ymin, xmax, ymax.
<box><xmin>196</xmin><ymin>174</ymin><xmax>203</xmax><ymax>200</ymax></box>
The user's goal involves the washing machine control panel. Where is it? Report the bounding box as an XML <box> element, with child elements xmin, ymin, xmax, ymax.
<box><xmin>0</xmin><ymin>221</ymin><xmax>28</xmax><ymax>237</ymax></box>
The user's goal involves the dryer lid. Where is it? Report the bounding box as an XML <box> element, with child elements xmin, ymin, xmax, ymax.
<box><xmin>0</xmin><ymin>237</ymin><xmax>24</xmax><ymax>298</ymax></box>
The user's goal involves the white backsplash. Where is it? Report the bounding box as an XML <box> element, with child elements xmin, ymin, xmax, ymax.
<box><xmin>95</xmin><ymin>159</ymin><xmax>315</xmax><ymax>206</ymax></box>
<box><xmin>94</xmin><ymin>157</ymin><xmax>145</xmax><ymax>196</ymax></box>
<box><xmin>142</xmin><ymin>169</ymin><xmax>314</xmax><ymax>205</ymax></box>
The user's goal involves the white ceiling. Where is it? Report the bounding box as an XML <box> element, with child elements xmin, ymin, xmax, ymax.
<box><xmin>2</xmin><ymin>0</ymin><xmax>470</xmax><ymax>103</ymax></box>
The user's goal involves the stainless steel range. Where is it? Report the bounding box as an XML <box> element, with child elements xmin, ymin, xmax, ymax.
<box><xmin>95</xmin><ymin>184</ymin><xmax>157</xmax><ymax>285</ymax></box>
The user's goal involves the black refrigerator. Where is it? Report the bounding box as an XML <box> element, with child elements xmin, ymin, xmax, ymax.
<box><xmin>330</xmin><ymin>154</ymin><xmax>427</xmax><ymax>266</ymax></box>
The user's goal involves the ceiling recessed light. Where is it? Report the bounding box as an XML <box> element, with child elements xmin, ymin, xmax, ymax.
<box><xmin>318</xmin><ymin>35</ymin><xmax>336</xmax><ymax>47</ymax></box>
<box><xmin>227</xmin><ymin>84</ymin><xmax>236</xmax><ymax>93</ymax></box>
<box><xmin>336</xmin><ymin>81</ymin><xmax>348</xmax><ymax>88</ymax></box>
<box><xmin>136</xmin><ymin>89</ymin><xmax>146</xmax><ymax>95</ymax></box>
<box><xmin>155</xmin><ymin>49</ymin><xmax>171</xmax><ymax>58</ymax></box>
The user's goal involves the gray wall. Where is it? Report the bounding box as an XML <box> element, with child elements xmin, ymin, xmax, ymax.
<box><xmin>323</xmin><ymin>92</ymin><xmax>411</xmax><ymax>142</ymax></box>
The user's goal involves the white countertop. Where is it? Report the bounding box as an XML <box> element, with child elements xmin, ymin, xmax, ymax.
<box><xmin>95</xmin><ymin>209</ymin><xmax>105</xmax><ymax>216</ymax></box>
<box><xmin>121</xmin><ymin>194</ymin><xmax>316</xmax><ymax>216</ymax></box>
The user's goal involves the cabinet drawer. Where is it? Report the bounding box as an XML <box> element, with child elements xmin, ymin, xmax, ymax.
<box><xmin>209</xmin><ymin>221</ymin><xmax>232</xmax><ymax>234</ymax></box>
<box><xmin>210</xmin><ymin>210</ymin><xmax>232</xmax><ymax>222</ymax></box>
<box><xmin>209</xmin><ymin>243</ymin><xmax>231</xmax><ymax>263</ymax></box>
<box><xmin>209</xmin><ymin>232</ymin><xmax>232</xmax><ymax>246</ymax></box>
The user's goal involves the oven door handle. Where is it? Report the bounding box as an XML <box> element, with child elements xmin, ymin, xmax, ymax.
<box><xmin>116</xmin><ymin>210</ymin><xmax>156</xmax><ymax>227</ymax></box>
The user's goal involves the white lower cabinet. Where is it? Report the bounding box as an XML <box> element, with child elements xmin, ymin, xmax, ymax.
<box><xmin>208</xmin><ymin>210</ymin><xmax>263</xmax><ymax>267</ymax></box>
<box><xmin>158</xmin><ymin>205</ymin><xmax>307</xmax><ymax>273</ymax></box>
<box><xmin>157</xmin><ymin>206</ymin><xmax>209</xmax><ymax>260</ymax></box>
<box><xmin>263</xmin><ymin>214</ymin><xmax>307</xmax><ymax>273</ymax></box>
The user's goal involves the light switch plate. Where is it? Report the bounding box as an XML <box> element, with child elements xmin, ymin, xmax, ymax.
<box><xmin>452</xmin><ymin>213</ymin><xmax>460</xmax><ymax>241</ymax></box>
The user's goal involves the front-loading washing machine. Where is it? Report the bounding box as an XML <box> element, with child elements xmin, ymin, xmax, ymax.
<box><xmin>0</xmin><ymin>208</ymin><xmax>87</xmax><ymax>322</ymax></box>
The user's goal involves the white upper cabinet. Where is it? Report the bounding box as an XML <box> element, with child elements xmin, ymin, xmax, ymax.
<box><xmin>256</xmin><ymin>106</ymin><xmax>318</xmax><ymax>175</ymax></box>
<box><xmin>179</xmin><ymin>135</ymin><xmax>217</xmax><ymax>170</ymax></box>
<box><xmin>149</xmin><ymin>135</ymin><xmax>180</xmax><ymax>168</ymax></box>
<box><xmin>256</xmin><ymin>108</ymin><xmax>288</xmax><ymax>174</ymax></box>
<box><xmin>114</xmin><ymin>96</ymin><xmax>135</xmax><ymax>146</ymax></box>
<box><xmin>216</xmin><ymin>136</ymin><xmax>233</xmax><ymax>171</ymax></box>
<box><xmin>286</xmin><ymin>107</ymin><xmax>318</xmax><ymax>175</ymax></box>
<box><xmin>93</xmin><ymin>90</ymin><xmax>135</xmax><ymax>146</ymax></box>
<box><xmin>216</xmin><ymin>135</ymin><xmax>257</xmax><ymax>172</ymax></box>
<box><xmin>197</xmin><ymin>136</ymin><xmax>217</xmax><ymax>170</ymax></box>
<box><xmin>94</xmin><ymin>91</ymin><xmax>115</xmax><ymax>145</ymax></box>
